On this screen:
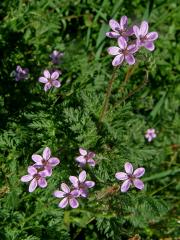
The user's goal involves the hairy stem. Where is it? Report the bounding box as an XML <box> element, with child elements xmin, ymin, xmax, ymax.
<box><xmin>99</xmin><ymin>67</ymin><xmax>119</xmax><ymax>122</ymax></box>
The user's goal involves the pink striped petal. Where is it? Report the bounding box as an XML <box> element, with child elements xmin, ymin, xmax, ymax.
<box><xmin>44</xmin><ymin>82</ymin><xmax>52</xmax><ymax>92</ymax></box>
<box><xmin>79</xmin><ymin>170</ymin><xmax>86</xmax><ymax>182</ymax></box>
<box><xmin>38</xmin><ymin>178</ymin><xmax>47</xmax><ymax>188</ymax></box>
<box><xmin>109</xmin><ymin>19</ymin><xmax>120</xmax><ymax>32</ymax></box>
<box><xmin>48</xmin><ymin>157</ymin><xmax>60</xmax><ymax>166</ymax></box>
<box><xmin>69</xmin><ymin>176</ymin><xmax>79</xmax><ymax>187</ymax></box>
<box><xmin>133</xmin><ymin>179</ymin><xmax>144</xmax><ymax>190</ymax></box>
<box><xmin>76</xmin><ymin>156</ymin><xmax>86</xmax><ymax>164</ymax></box>
<box><xmin>43</xmin><ymin>147</ymin><xmax>51</xmax><ymax>160</ymax></box>
<box><xmin>87</xmin><ymin>159</ymin><xmax>96</xmax><ymax>167</ymax></box>
<box><xmin>85</xmin><ymin>181</ymin><xmax>95</xmax><ymax>188</ymax></box>
<box><xmin>28</xmin><ymin>166</ymin><xmax>37</xmax><ymax>176</ymax></box>
<box><xmin>106</xmin><ymin>32</ymin><xmax>120</xmax><ymax>38</ymax></box>
<box><xmin>140</xmin><ymin>21</ymin><xmax>149</xmax><ymax>36</ymax></box>
<box><xmin>58</xmin><ymin>197</ymin><xmax>68</xmax><ymax>208</ymax></box>
<box><xmin>69</xmin><ymin>198</ymin><xmax>79</xmax><ymax>208</ymax></box>
<box><xmin>61</xmin><ymin>183</ymin><xmax>70</xmax><ymax>193</ymax></box>
<box><xmin>146</xmin><ymin>32</ymin><xmax>158</xmax><ymax>41</ymax></box>
<box><xmin>108</xmin><ymin>47</ymin><xmax>120</xmax><ymax>56</ymax></box>
<box><xmin>120</xmin><ymin>16</ymin><xmax>128</xmax><ymax>30</ymax></box>
<box><xmin>21</xmin><ymin>175</ymin><xmax>33</xmax><ymax>182</ymax></box>
<box><xmin>144</xmin><ymin>41</ymin><xmax>155</xmax><ymax>51</ymax></box>
<box><xmin>133</xmin><ymin>168</ymin><xmax>145</xmax><ymax>178</ymax></box>
<box><xmin>52</xmin><ymin>80</ymin><xmax>61</xmax><ymax>88</ymax></box>
<box><xmin>121</xmin><ymin>179</ymin><xmax>131</xmax><ymax>192</ymax></box>
<box><xmin>38</xmin><ymin>77</ymin><xmax>48</xmax><ymax>83</ymax></box>
<box><xmin>79</xmin><ymin>148</ymin><xmax>87</xmax><ymax>156</ymax></box>
<box><xmin>118</xmin><ymin>37</ymin><xmax>127</xmax><ymax>50</ymax></box>
<box><xmin>54</xmin><ymin>190</ymin><xmax>65</xmax><ymax>198</ymax></box>
<box><xmin>29</xmin><ymin>178</ymin><xmax>37</xmax><ymax>192</ymax></box>
<box><xmin>133</xmin><ymin>25</ymin><xmax>140</xmax><ymax>38</ymax></box>
<box><xmin>125</xmin><ymin>54</ymin><xmax>135</xmax><ymax>65</ymax></box>
<box><xmin>32</xmin><ymin>154</ymin><xmax>43</xmax><ymax>163</ymax></box>
<box><xmin>112</xmin><ymin>54</ymin><xmax>124</xmax><ymax>66</ymax></box>
<box><xmin>51</xmin><ymin>71</ymin><xmax>59</xmax><ymax>80</ymax></box>
<box><xmin>115</xmin><ymin>172</ymin><xmax>128</xmax><ymax>180</ymax></box>
<box><xmin>43</xmin><ymin>70</ymin><xmax>50</xmax><ymax>79</ymax></box>
<box><xmin>124</xmin><ymin>162</ymin><xmax>133</xmax><ymax>174</ymax></box>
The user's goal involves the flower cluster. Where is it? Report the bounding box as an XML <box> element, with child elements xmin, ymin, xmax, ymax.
<box><xmin>14</xmin><ymin>65</ymin><xmax>29</xmax><ymax>81</ymax></box>
<box><xmin>38</xmin><ymin>50</ymin><xmax>63</xmax><ymax>92</ymax></box>
<box><xmin>21</xmin><ymin>147</ymin><xmax>60</xmax><ymax>192</ymax></box>
<box><xmin>54</xmin><ymin>170</ymin><xmax>95</xmax><ymax>208</ymax></box>
<box><xmin>107</xmin><ymin>16</ymin><xmax>158</xmax><ymax>66</ymax></box>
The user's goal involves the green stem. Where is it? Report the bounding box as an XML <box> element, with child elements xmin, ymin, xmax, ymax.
<box><xmin>99</xmin><ymin>67</ymin><xmax>119</xmax><ymax>122</ymax></box>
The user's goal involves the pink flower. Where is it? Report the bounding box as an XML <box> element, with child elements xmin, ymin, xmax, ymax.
<box><xmin>133</xmin><ymin>21</ymin><xmax>158</xmax><ymax>51</ymax></box>
<box><xmin>69</xmin><ymin>170</ymin><xmax>95</xmax><ymax>198</ymax></box>
<box><xmin>115</xmin><ymin>162</ymin><xmax>145</xmax><ymax>192</ymax></box>
<box><xmin>50</xmin><ymin>50</ymin><xmax>64</xmax><ymax>64</ymax></box>
<box><xmin>54</xmin><ymin>183</ymin><xmax>79</xmax><ymax>208</ymax></box>
<box><xmin>76</xmin><ymin>148</ymin><xmax>96</xmax><ymax>167</ymax></box>
<box><xmin>21</xmin><ymin>166</ymin><xmax>48</xmax><ymax>192</ymax></box>
<box><xmin>145</xmin><ymin>128</ymin><xmax>156</xmax><ymax>142</ymax></box>
<box><xmin>32</xmin><ymin>147</ymin><xmax>60</xmax><ymax>176</ymax></box>
<box><xmin>38</xmin><ymin>70</ymin><xmax>61</xmax><ymax>92</ymax></box>
<box><xmin>107</xmin><ymin>36</ymin><xmax>138</xmax><ymax>66</ymax></box>
<box><xmin>106</xmin><ymin>16</ymin><xmax>133</xmax><ymax>39</ymax></box>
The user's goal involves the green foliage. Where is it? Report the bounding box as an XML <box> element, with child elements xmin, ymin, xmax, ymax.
<box><xmin>0</xmin><ymin>0</ymin><xmax>179</xmax><ymax>239</ymax></box>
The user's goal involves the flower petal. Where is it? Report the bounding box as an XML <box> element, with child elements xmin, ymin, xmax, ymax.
<box><xmin>124</xmin><ymin>162</ymin><xmax>133</xmax><ymax>174</ymax></box>
<box><xmin>118</xmin><ymin>37</ymin><xmax>127</xmax><ymax>50</ymax></box>
<box><xmin>107</xmin><ymin>47</ymin><xmax>120</xmax><ymax>56</ymax></box>
<box><xmin>52</xmin><ymin>80</ymin><xmax>61</xmax><ymax>88</ymax></box>
<box><xmin>44</xmin><ymin>82</ymin><xmax>52</xmax><ymax>92</ymax></box>
<box><xmin>31</xmin><ymin>154</ymin><xmax>43</xmax><ymax>163</ymax></box>
<box><xmin>133</xmin><ymin>25</ymin><xmax>140</xmax><ymax>38</ymax></box>
<box><xmin>58</xmin><ymin>197</ymin><xmax>68</xmax><ymax>208</ymax></box>
<box><xmin>76</xmin><ymin>156</ymin><xmax>86</xmax><ymax>164</ymax></box>
<box><xmin>140</xmin><ymin>21</ymin><xmax>149</xmax><ymax>36</ymax></box>
<box><xmin>43</xmin><ymin>70</ymin><xmax>50</xmax><ymax>79</ymax></box>
<box><xmin>43</xmin><ymin>147</ymin><xmax>51</xmax><ymax>160</ymax></box>
<box><xmin>133</xmin><ymin>179</ymin><xmax>144</xmax><ymax>190</ymax></box>
<box><xmin>112</xmin><ymin>54</ymin><xmax>124</xmax><ymax>66</ymax></box>
<box><xmin>80</xmin><ymin>189</ymin><xmax>88</xmax><ymax>198</ymax></box>
<box><xmin>69</xmin><ymin>198</ymin><xmax>79</xmax><ymax>208</ymax></box>
<box><xmin>146</xmin><ymin>32</ymin><xmax>158</xmax><ymax>41</ymax></box>
<box><xmin>28</xmin><ymin>166</ymin><xmax>37</xmax><ymax>176</ymax></box>
<box><xmin>88</xmin><ymin>152</ymin><xmax>95</xmax><ymax>158</ymax></box>
<box><xmin>79</xmin><ymin>170</ymin><xmax>86</xmax><ymax>182</ymax></box>
<box><xmin>38</xmin><ymin>77</ymin><xmax>48</xmax><ymax>83</ymax></box>
<box><xmin>121</xmin><ymin>179</ymin><xmax>131</xmax><ymax>192</ymax></box>
<box><xmin>115</xmin><ymin>172</ymin><xmax>128</xmax><ymax>180</ymax></box>
<box><xmin>120</xmin><ymin>16</ymin><xmax>128</xmax><ymax>30</ymax></box>
<box><xmin>106</xmin><ymin>32</ymin><xmax>120</xmax><ymax>38</ymax></box>
<box><xmin>21</xmin><ymin>175</ymin><xmax>33</xmax><ymax>182</ymax></box>
<box><xmin>127</xmin><ymin>44</ymin><xmax>138</xmax><ymax>54</ymax></box>
<box><xmin>125</xmin><ymin>54</ymin><xmax>135</xmax><ymax>65</ymax></box>
<box><xmin>38</xmin><ymin>177</ymin><xmax>47</xmax><ymax>188</ymax></box>
<box><xmin>54</xmin><ymin>190</ymin><xmax>65</xmax><ymax>198</ymax></box>
<box><xmin>109</xmin><ymin>19</ymin><xmax>120</xmax><ymax>32</ymax></box>
<box><xmin>87</xmin><ymin>159</ymin><xmax>96</xmax><ymax>167</ymax></box>
<box><xmin>69</xmin><ymin>176</ymin><xmax>79</xmax><ymax>187</ymax></box>
<box><xmin>48</xmin><ymin>157</ymin><xmax>60</xmax><ymax>166</ymax></box>
<box><xmin>61</xmin><ymin>183</ymin><xmax>70</xmax><ymax>193</ymax></box>
<box><xmin>39</xmin><ymin>170</ymin><xmax>49</xmax><ymax>177</ymax></box>
<box><xmin>144</xmin><ymin>41</ymin><xmax>155</xmax><ymax>51</ymax></box>
<box><xmin>85</xmin><ymin>181</ymin><xmax>95</xmax><ymax>188</ymax></box>
<box><xmin>133</xmin><ymin>168</ymin><xmax>145</xmax><ymax>178</ymax></box>
<box><xmin>71</xmin><ymin>189</ymin><xmax>80</xmax><ymax>197</ymax></box>
<box><xmin>79</xmin><ymin>148</ymin><xmax>87</xmax><ymax>156</ymax></box>
<box><xmin>51</xmin><ymin>71</ymin><xmax>60</xmax><ymax>80</ymax></box>
<box><xmin>29</xmin><ymin>178</ymin><xmax>37</xmax><ymax>192</ymax></box>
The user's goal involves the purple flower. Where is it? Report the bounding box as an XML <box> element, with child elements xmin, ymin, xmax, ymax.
<box><xmin>106</xmin><ymin>16</ymin><xmax>133</xmax><ymax>39</ymax></box>
<box><xmin>69</xmin><ymin>170</ymin><xmax>95</xmax><ymax>198</ymax></box>
<box><xmin>21</xmin><ymin>166</ymin><xmax>48</xmax><ymax>192</ymax></box>
<box><xmin>15</xmin><ymin>65</ymin><xmax>29</xmax><ymax>81</ymax></box>
<box><xmin>32</xmin><ymin>147</ymin><xmax>60</xmax><ymax>176</ymax></box>
<box><xmin>50</xmin><ymin>50</ymin><xmax>64</xmax><ymax>64</ymax></box>
<box><xmin>76</xmin><ymin>148</ymin><xmax>96</xmax><ymax>167</ymax></box>
<box><xmin>38</xmin><ymin>70</ymin><xmax>61</xmax><ymax>92</ymax></box>
<box><xmin>133</xmin><ymin>21</ymin><xmax>158</xmax><ymax>51</ymax></box>
<box><xmin>145</xmin><ymin>128</ymin><xmax>156</xmax><ymax>142</ymax></box>
<box><xmin>108</xmin><ymin>36</ymin><xmax>138</xmax><ymax>66</ymax></box>
<box><xmin>54</xmin><ymin>183</ymin><xmax>79</xmax><ymax>208</ymax></box>
<box><xmin>115</xmin><ymin>162</ymin><xmax>145</xmax><ymax>192</ymax></box>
